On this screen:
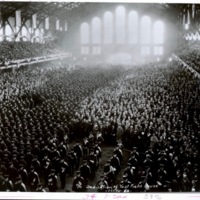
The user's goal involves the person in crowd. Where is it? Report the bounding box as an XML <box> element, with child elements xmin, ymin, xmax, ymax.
<box><xmin>59</xmin><ymin>158</ymin><xmax>69</xmax><ymax>190</ymax></box>
<box><xmin>80</xmin><ymin>160</ymin><xmax>91</xmax><ymax>185</ymax></box>
<box><xmin>36</xmin><ymin>183</ymin><xmax>46</xmax><ymax>192</ymax></box>
<box><xmin>28</xmin><ymin>166</ymin><xmax>40</xmax><ymax>191</ymax></box>
<box><xmin>73</xmin><ymin>142</ymin><xmax>83</xmax><ymax>170</ymax></box>
<box><xmin>2</xmin><ymin>173</ymin><xmax>13</xmax><ymax>191</ymax></box>
<box><xmin>72</xmin><ymin>171</ymin><xmax>86</xmax><ymax>192</ymax></box>
<box><xmin>47</xmin><ymin>169</ymin><xmax>58</xmax><ymax>192</ymax></box>
<box><xmin>0</xmin><ymin>52</ymin><xmax>199</xmax><ymax>193</ymax></box>
<box><xmin>13</xmin><ymin>175</ymin><xmax>27</xmax><ymax>192</ymax></box>
<box><xmin>96</xmin><ymin>175</ymin><xmax>108</xmax><ymax>192</ymax></box>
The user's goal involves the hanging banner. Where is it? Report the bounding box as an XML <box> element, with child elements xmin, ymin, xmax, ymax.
<box><xmin>15</xmin><ymin>10</ymin><xmax>21</xmax><ymax>27</ymax></box>
<box><xmin>32</xmin><ymin>14</ymin><xmax>37</xmax><ymax>29</ymax></box>
<box><xmin>183</xmin><ymin>10</ymin><xmax>185</xmax><ymax>26</ymax></box>
<box><xmin>45</xmin><ymin>17</ymin><xmax>49</xmax><ymax>30</ymax></box>
<box><xmin>192</xmin><ymin>4</ymin><xmax>195</xmax><ymax>19</ymax></box>
<box><xmin>187</xmin><ymin>10</ymin><xmax>191</xmax><ymax>24</ymax></box>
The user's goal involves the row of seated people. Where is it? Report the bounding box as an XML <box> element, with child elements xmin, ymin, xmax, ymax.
<box><xmin>0</xmin><ymin>41</ymin><xmax>61</xmax><ymax>64</ymax></box>
<box><xmin>176</xmin><ymin>47</ymin><xmax>200</xmax><ymax>74</ymax></box>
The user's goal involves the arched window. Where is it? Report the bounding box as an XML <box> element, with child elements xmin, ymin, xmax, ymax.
<box><xmin>21</xmin><ymin>26</ymin><xmax>28</xmax><ymax>36</ymax></box>
<box><xmin>21</xmin><ymin>26</ymin><xmax>28</xmax><ymax>41</ymax></box>
<box><xmin>92</xmin><ymin>17</ymin><xmax>101</xmax><ymax>44</ymax></box>
<box><xmin>103</xmin><ymin>11</ymin><xmax>113</xmax><ymax>44</ymax></box>
<box><xmin>5</xmin><ymin>24</ymin><xmax>13</xmax><ymax>41</ymax></box>
<box><xmin>80</xmin><ymin>22</ymin><xmax>90</xmax><ymax>44</ymax></box>
<box><xmin>140</xmin><ymin>16</ymin><xmax>151</xmax><ymax>44</ymax></box>
<box><xmin>128</xmin><ymin>11</ymin><xmax>138</xmax><ymax>44</ymax></box>
<box><xmin>35</xmin><ymin>28</ymin><xmax>40</xmax><ymax>37</ymax></box>
<box><xmin>153</xmin><ymin>20</ymin><xmax>164</xmax><ymax>44</ymax></box>
<box><xmin>115</xmin><ymin>6</ymin><xmax>126</xmax><ymax>44</ymax></box>
<box><xmin>5</xmin><ymin>24</ymin><xmax>13</xmax><ymax>36</ymax></box>
<box><xmin>40</xmin><ymin>28</ymin><xmax>44</xmax><ymax>36</ymax></box>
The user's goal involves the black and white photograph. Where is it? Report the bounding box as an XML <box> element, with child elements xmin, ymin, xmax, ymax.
<box><xmin>0</xmin><ymin>1</ymin><xmax>199</xmax><ymax>198</ymax></box>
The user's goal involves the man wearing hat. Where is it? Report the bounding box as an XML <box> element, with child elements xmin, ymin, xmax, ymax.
<box><xmin>128</xmin><ymin>154</ymin><xmax>138</xmax><ymax>171</ymax></box>
<box><xmin>0</xmin><ymin>171</ymin><xmax>5</xmax><ymax>191</ymax></box>
<box><xmin>113</xmin><ymin>146</ymin><xmax>123</xmax><ymax>163</ymax></box>
<box><xmin>13</xmin><ymin>175</ymin><xmax>27</xmax><ymax>192</ymax></box>
<box><xmin>67</xmin><ymin>150</ymin><xmax>77</xmax><ymax>176</ymax></box>
<box><xmin>28</xmin><ymin>166</ymin><xmax>40</xmax><ymax>191</ymax></box>
<box><xmin>82</xmin><ymin>137</ymin><xmax>89</xmax><ymax>160</ymax></box>
<box><xmin>73</xmin><ymin>142</ymin><xmax>83</xmax><ymax>170</ymax></box>
<box><xmin>47</xmin><ymin>169</ymin><xmax>58</xmax><ymax>192</ymax></box>
<box><xmin>130</xmin><ymin>147</ymin><xmax>139</xmax><ymax>161</ymax></box>
<box><xmin>58</xmin><ymin>141</ymin><xmax>67</xmax><ymax>159</ymax></box>
<box><xmin>41</xmin><ymin>155</ymin><xmax>51</xmax><ymax>187</ymax></box>
<box><xmin>137</xmin><ymin>176</ymin><xmax>150</xmax><ymax>192</ymax></box>
<box><xmin>157</xmin><ymin>164</ymin><xmax>168</xmax><ymax>186</ymax></box>
<box><xmin>88</xmin><ymin>149</ymin><xmax>98</xmax><ymax>179</ymax></box>
<box><xmin>110</xmin><ymin>153</ymin><xmax>120</xmax><ymax>174</ymax></box>
<box><xmin>59</xmin><ymin>158</ymin><xmax>69</xmax><ymax>189</ymax></box>
<box><xmin>80</xmin><ymin>160</ymin><xmax>91</xmax><ymax>185</ymax></box>
<box><xmin>124</xmin><ymin>163</ymin><xmax>135</xmax><ymax>184</ymax></box>
<box><xmin>8</xmin><ymin>161</ymin><xmax>18</xmax><ymax>182</ymax></box>
<box><xmin>36</xmin><ymin>183</ymin><xmax>46</xmax><ymax>192</ymax></box>
<box><xmin>103</xmin><ymin>160</ymin><xmax>116</xmax><ymax>186</ymax></box>
<box><xmin>1</xmin><ymin>173</ymin><xmax>13</xmax><ymax>191</ymax></box>
<box><xmin>25</xmin><ymin>148</ymin><xmax>34</xmax><ymax>170</ymax></box>
<box><xmin>18</xmin><ymin>163</ymin><xmax>28</xmax><ymax>185</ymax></box>
<box><xmin>72</xmin><ymin>171</ymin><xmax>86</xmax><ymax>192</ymax></box>
<box><xmin>94</xmin><ymin>143</ymin><xmax>102</xmax><ymax>162</ymax></box>
<box><xmin>143</xmin><ymin>154</ymin><xmax>153</xmax><ymax>169</ymax></box>
<box><xmin>96</xmin><ymin>175</ymin><xmax>108</xmax><ymax>192</ymax></box>
<box><xmin>31</xmin><ymin>155</ymin><xmax>41</xmax><ymax>174</ymax></box>
<box><xmin>119</xmin><ymin>174</ymin><xmax>132</xmax><ymax>192</ymax></box>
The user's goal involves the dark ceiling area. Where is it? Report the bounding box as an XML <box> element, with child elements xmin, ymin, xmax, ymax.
<box><xmin>0</xmin><ymin>2</ymin><xmax>198</xmax><ymax>25</ymax></box>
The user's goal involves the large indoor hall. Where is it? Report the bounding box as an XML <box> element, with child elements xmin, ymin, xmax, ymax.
<box><xmin>0</xmin><ymin>1</ymin><xmax>199</xmax><ymax>195</ymax></box>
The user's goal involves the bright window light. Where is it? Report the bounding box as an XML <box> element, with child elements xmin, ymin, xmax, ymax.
<box><xmin>128</xmin><ymin>11</ymin><xmax>138</xmax><ymax>44</ymax></box>
<box><xmin>115</xmin><ymin>6</ymin><xmax>126</xmax><ymax>44</ymax></box>
<box><xmin>81</xmin><ymin>22</ymin><xmax>90</xmax><ymax>44</ymax></box>
<box><xmin>153</xmin><ymin>20</ymin><xmax>164</xmax><ymax>44</ymax></box>
<box><xmin>140</xmin><ymin>16</ymin><xmax>151</xmax><ymax>44</ymax></box>
<box><xmin>92</xmin><ymin>17</ymin><xmax>101</xmax><ymax>44</ymax></box>
<box><xmin>103</xmin><ymin>11</ymin><xmax>113</xmax><ymax>44</ymax></box>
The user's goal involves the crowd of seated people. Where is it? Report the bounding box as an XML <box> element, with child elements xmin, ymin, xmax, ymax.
<box><xmin>0</xmin><ymin>41</ymin><xmax>61</xmax><ymax>64</ymax></box>
<box><xmin>176</xmin><ymin>46</ymin><xmax>200</xmax><ymax>74</ymax></box>
<box><xmin>76</xmin><ymin>62</ymin><xmax>200</xmax><ymax>192</ymax></box>
<box><xmin>0</xmin><ymin>63</ymin><xmax>123</xmax><ymax>191</ymax></box>
<box><xmin>0</xmin><ymin>58</ymin><xmax>199</xmax><ymax>192</ymax></box>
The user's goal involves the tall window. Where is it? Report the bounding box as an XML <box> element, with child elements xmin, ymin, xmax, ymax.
<box><xmin>140</xmin><ymin>16</ymin><xmax>151</xmax><ymax>44</ymax></box>
<box><xmin>21</xmin><ymin>26</ymin><xmax>27</xmax><ymax>36</ymax></box>
<box><xmin>0</xmin><ymin>28</ymin><xmax>3</xmax><ymax>42</ymax></box>
<box><xmin>5</xmin><ymin>24</ymin><xmax>13</xmax><ymax>41</ymax></box>
<box><xmin>5</xmin><ymin>24</ymin><xmax>12</xmax><ymax>36</ymax></box>
<box><xmin>103</xmin><ymin>11</ymin><xmax>113</xmax><ymax>44</ymax></box>
<box><xmin>21</xmin><ymin>26</ymin><xmax>28</xmax><ymax>41</ymax></box>
<box><xmin>128</xmin><ymin>11</ymin><xmax>138</xmax><ymax>44</ymax></box>
<box><xmin>81</xmin><ymin>22</ymin><xmax>90</xmax><ymax>44</ymax></box>
<box><xmin>115</xmin><ymin>6</ymin><xmax>126</xmax><ymax>44</ymax></box>
<box><xmin>153</xmin><ymin>20</ymin><xmax>164</xmax><ymax>44</ymax></box>
<box><xmin>92</xmin><ymin>17</ymin><xmax>101</xmax><ymax>44</ymax></box>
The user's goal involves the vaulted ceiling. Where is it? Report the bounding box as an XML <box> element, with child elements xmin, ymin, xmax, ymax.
<box><xmin>0</xmin><ymin>2</ymin><xmax>198</xmax><ymax>27</ymax></box>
